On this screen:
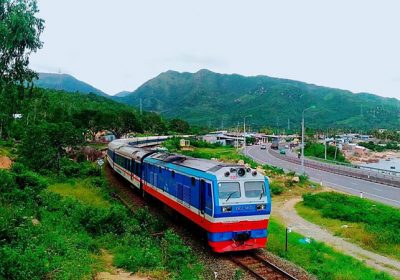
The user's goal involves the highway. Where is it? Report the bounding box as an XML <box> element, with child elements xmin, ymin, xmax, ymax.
<box><xmin>244</xmin><ymin>145</ymin><xmax>400</xmax><ymax>208</ymax></box>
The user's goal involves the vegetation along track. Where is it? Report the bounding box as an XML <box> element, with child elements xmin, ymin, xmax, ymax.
<box><xmin>231</xmin><ymin>252</ymin><xmax>298</xmax><ymax>280</ymax></box>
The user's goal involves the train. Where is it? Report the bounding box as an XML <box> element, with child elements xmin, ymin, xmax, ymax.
<box><xmin>107</xmin><ymin>137</ymin><xmax>271</xmax><ymax>253</ymax></box>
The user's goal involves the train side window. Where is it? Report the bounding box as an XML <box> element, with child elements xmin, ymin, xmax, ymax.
<box><xmin>171</xmin><ymin>171</ymin><xmax>175</xmax><ymax>178</ymax></box>
<box><xmin>207</xmin><ymin>183</ymin><xmax>211</xmax><ymax>196</ymax></box>
<box><xmin>159</xmin><ymin>166</ymin><xmax>162</xmax><ymax>173</ymax></box>
<box><xmin>191</xmin><ymin>177</ymin><xmax>196</xmax><ymax>186</ymax></box>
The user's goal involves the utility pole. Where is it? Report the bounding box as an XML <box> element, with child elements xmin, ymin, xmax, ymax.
<box><xmin>236</xmin><ymin>121</ymin><xmax>239</xmax><ymax>149</ymax></box>
<box><xmin>301</xmin><ymin>106</ymin><xmax>316</xmax><ymax>174</ymax></box>
<box><xmin>243</xmin><ymin>115</ymin><xmax>252</xmax><ymax>149</ymax></box>
<box><xmin>324</xmin><ymin>139</ymin><xmax>327</xmax><ymax>160</ymax></box>
<box><xmin>287</xmin><ymin>118</ymin><xmax>290</xmax><ymax>131</ymax></box>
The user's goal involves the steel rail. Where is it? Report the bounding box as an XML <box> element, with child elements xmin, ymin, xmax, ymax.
<box><xmin>230</xmin><ymin>252</ymin><xmax>298</xmax><ymax>280</ymax></box>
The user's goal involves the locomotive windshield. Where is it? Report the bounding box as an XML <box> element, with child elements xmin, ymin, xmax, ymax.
<box><xmin>244</xmin><ymin>181</ymin><xmax>265</xmax><ymax>198</ymax></box>
<box><xmin>218</xmin><ymin>182</ymin><xmax>241</xmax><ymax>200</ymax></box>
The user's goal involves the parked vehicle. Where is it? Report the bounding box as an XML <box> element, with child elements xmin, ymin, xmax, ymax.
<box><xmin>260</xmin><ymin>144</ymin><xmax>267</xmax><ymax>150</ymax></box>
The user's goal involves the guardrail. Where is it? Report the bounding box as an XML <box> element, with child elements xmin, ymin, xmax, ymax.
<box><xmin>269</xmin><ymin>149</ymin><xmax>400</xmax><ymax>188</ymax></box>
<box><xmin>306</xmin><ymin>156</ymin><xmax>400</xmax><ymax>176</ymax></box>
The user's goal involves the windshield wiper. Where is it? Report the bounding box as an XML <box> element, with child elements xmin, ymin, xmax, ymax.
<box><xmin>259</xmin><ymin>187</ymin><xmax>265</xmax><ymax>200</ymax></box>
<box><xmin>226</xmin><ymin>191</ymin><xmax>238</xmax><ymax>202</ymax></box>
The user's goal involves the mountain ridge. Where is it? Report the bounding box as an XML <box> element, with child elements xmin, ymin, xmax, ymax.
<box><xmin>34</xmin><ymin>73</ymin><xmax>109</xmax><ymax>97</ymax></box>
<box><xmin>114</xmin><ymin>69</ymin><xmax>400</xmax><ymax>129</ymax></box>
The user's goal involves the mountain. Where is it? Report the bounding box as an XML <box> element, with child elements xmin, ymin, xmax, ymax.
<box><xmin>115</xmin><ymin>69</ymin><xmax>400</xmax><ymax>130</ymax></box>
<box><xmin>34</xmin><ymin>73</ymin><xmax>108</xmax><ymax>97</ymax></box>
<box><xmin>114</xmin><ymin>91</ymin><xmax>132</xmax><ymax>97</ymax></box>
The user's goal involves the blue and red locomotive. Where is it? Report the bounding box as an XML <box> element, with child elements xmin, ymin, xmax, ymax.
<box><xmin>107</xmin><ymin>138</ymin><xmax>271</xmax><ymax>253</ymax></box>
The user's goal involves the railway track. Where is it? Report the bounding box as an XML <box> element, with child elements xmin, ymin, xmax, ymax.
<box><xmin>231</xmin><ymin>252</ymin><xmax>298</xmax><ymax>280</ymax></box>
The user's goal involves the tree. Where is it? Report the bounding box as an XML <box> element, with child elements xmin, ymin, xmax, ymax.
<box><xmin>0</xmin><ymin>0</ymin><xmax>44</xmax><ymax>85</ymax></box>
<box><xmin>141</xmin><ymin>112</ymin><xmax>167</xmax><ymax>134</ymax></box>
<box><xmin>19</xmin><ymin>121</ymin><xmax>83</xmax><ymax>171</ymax></box>
<box><xmin>0</xmin><ymin>0</ymin><xmax>44</xmax><ymax>139</ymax></box>
<box><xmin>169</xmin><ymin>118</ymin><xmax>190</xmax><ymax>133</ymax></box>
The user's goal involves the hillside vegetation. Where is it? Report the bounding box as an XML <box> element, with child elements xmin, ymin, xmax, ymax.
<box><xmin>35</xmin><ymin>73</ymin><xmax>108</xmax><ymax>97</ymax></box>
<box><xmin>115</xmin><ymin>69</ymin><xmax>400</xmax><ymax>129</ymax></box>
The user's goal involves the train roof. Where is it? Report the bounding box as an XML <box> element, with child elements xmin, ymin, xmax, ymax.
<box><xmin>108</xmin><ymin>138</ymin><xmax>244</xmax><ymax>173</ymax></box>
<box><xmin>149</xmin><ymin>152</ymin><xmax>234</xmax><ymax>172</ymax></box>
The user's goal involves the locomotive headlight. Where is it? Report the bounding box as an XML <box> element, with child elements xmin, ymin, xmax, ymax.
<box><xmin>256</xmin><ymin>204</ymin><xmax>266</xmax><ymax>210</ymax></box>
<box><xmin>237</xmin><ymin>168</ymin><xmax>246</xmax><ymax>177</ymax></box>
<box><xmin>252</xmin><ymin>171</ymin><xmax>257</xmax><ymax>176</ymax></box>
<box><xmin>222</xmin><ymin>206</ymin><xmax>232</xmax><ymax>212</ymax></box>
<box><xmin>224</xmin><ymin>171</ymin><xmax>230</xmax><ymax>177</ymax></box>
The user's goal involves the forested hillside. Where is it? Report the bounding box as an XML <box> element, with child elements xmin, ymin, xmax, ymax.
<box><xmin>115</xmin><ymin>69</ymin><xmax>400</xmax><ymax>130</ymax></box>
<box><xmin>34</xmin><ymin>73</ymin><xmax>108</xmax><ymax>97</ymax></box>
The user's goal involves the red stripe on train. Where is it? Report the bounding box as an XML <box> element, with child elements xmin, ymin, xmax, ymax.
<box><xmin>143</xmin><ymin>184</ymin><xmax>268</xmax><ymax>233</ymax></box>
<box><xmin>208</xmin><ymin>237</ymin><xmax>267</xmax><ymax>253</ymax></box>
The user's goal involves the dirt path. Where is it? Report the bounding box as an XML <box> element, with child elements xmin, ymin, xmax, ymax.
<box><xmin>274</xmin><ymin>198</ymin><xmax>400</xmax><ymax>278</ymax></box>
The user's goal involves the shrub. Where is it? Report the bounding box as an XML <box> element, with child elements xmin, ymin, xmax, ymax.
<box><xmin>60</xmin><ymin>158</ymin><xmax>98</xmax><ymax>177</ymax></box>
<box><xmin>133</xmin><ymin>207</ymin><xmax>167</xmax><ymax>233</ymax></box>
<box><xmin>113</xmin><ymin>236</ymin><xmax>162</xmax><ymax>273</ymax></box>
<box><xmin>78</xmin><ymin>205</ymin><xmax>130</xmax><ymax>235</ymax></box>
<box><xmin>269</xmin><ymin>181</ymin><xmax>284</xmax><ymax>196</ymax></box>
<box><xmin>299</xmin><ymin>174</ymin><xmax>308</xmax><ymax>183</ymax></box>
<box><xmin>161</xmin><ymin>230</ymin><xmax>202</xmax><ymax>279</ymax></box>
<box><xmin>0</xmin><ymin>170</ymin><xmax>16</xmax><ymax>193</ymax></box>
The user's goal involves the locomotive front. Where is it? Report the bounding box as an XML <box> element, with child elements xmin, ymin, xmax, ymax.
<box><xmin>208</xmin><ymin>166</ymin><xmax>271</xmax><ymax>252</ymax></box>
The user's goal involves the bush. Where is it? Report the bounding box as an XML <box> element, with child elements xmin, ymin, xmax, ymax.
<box><xmin>299</xmin><ymin>174</ymin><xmax>308</xmax><ymax>183</ymax></box>
<box><xmin>161</xmin><ymin>230</ymin><xmax>202</xmax><ymax>279</ymax></box>
<box><xmin>270</xmin><ymin>183</ymin><xmax>284</xmax><ymax>196</ymax></box>
<box><xmin>0</xmin><ymin>170</ymin><xmax>16</xmax><ymax>193</ymax></box>
<box><xmin>133</xmin><ymin>207</ymin><xmax>167</xmax><ymax>233</ymax></box>
<box><xmin>78</xmin><ymin>205</ymin><xmax>130</xmax><ymax>235</ymax></box>
<box><xmin>60</xmin><ymin>158</ymin><xmax>98</xmax><ymax>177</ymax></box>
<box><xmin>114</xmin><ymin>235</ymin><xmax>162</xmax><ymax>273</ymax></box>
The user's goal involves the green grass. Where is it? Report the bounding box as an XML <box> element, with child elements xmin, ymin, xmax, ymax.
<box><xmin>297</xmin><ymin>192</ymin><xmax>400</xmax><ymax>261</ymax></box>
<box><xmin>48</xmin><ymin>178</ymin><xmax>111</xmax><ymax>208</ymax></box>
<box><xmin>267</xmin><ymin>218</ymin><xmax>393</xmax><ymax>280</ymax></box>
<box><xmin>1</xmin><ymin>164</ymin><xmax>203</xmax><ymax>280</ymax></box>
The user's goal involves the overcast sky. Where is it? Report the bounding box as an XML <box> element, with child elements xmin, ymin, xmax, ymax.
<box><xmin>30</xmin><ymin>0</ymin><xmax>400</xmax><ymax>98</ymax></box>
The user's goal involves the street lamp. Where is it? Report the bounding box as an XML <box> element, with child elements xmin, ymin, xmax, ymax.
<box><xmin>243</xmin><ymin>115</ymin><xmax>252</xmax><ymax>149</ymax></box>
<box><xmin>301</xmin><ymin>106</ymin><xmax>316</xmax><ymax>174</ymax></box>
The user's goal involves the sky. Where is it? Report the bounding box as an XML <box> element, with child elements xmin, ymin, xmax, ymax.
<box><xmin>30</xmin><ymin>0</ymin><xmax>400</xmax><ymax>98</ymax></box>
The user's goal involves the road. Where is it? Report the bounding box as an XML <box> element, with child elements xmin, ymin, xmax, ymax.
<box><xmin>244</xmin><ymin>145</ymin><xmax>400</xmax><ymax>207</ymax></box>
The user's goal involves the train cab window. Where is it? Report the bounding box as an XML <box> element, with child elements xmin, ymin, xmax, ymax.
<box><xmin>171</xmin><ymin>171</ymin><xmax>175</xmax><ymax>178</ymax></box>
<box><xmin>244</xmin><ymin>181</ymin><xmax>265</xmax><ymax>198</ymax></box>
<box><xmin>191</xmin><ymin>177</ymin><xmax>196</xmax><ymax>186</ymax></box>
<box><xmin>218</xmin><ymin>182</ymin><xmax>240</xmax><ymax>200</ymax></box>
<box><xmin>159</xmin><ymin>166</ymin><xmax>162</xmax><ymax>173</ymax></box>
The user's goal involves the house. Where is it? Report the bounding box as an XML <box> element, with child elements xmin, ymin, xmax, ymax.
<box><xmin>95</xmin><ymin>130</ymin><xmax>116</xmax><ymax>143</ymax></box>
